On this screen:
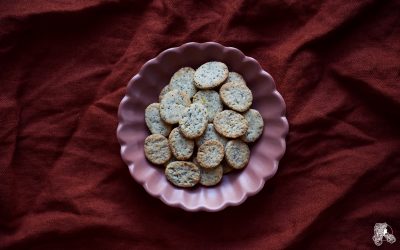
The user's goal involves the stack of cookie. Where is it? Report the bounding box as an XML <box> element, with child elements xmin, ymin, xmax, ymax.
<box><xmin>144</xmin><ymin>61</ymin><xmax>264</xmax><ymax>188</ymax></box>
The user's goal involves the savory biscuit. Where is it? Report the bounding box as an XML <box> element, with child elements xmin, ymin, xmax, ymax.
<box><xmin>160</xmin><ymin>89</ymin><xmax>191</xmax><ymax>124</ymax></box>
<box><xmin>145</xmin><ymin>103</ymin><xmax>172</xmax><ymax>137</ymax></box>
<box><xmin>220</xmin><ymin>82</ymin><xmax>253</xmax><ymax>112</ymax></box>
<box><xmin>241</xmin><ymin>109</ymin><xmax>264</xmax><ymax>142</ymax></box>
<box><xmin>179</xmin><ymin>103</ymin><xmax>208</xmax><ymax>139</ymax></box>
<box><xmin>192</xmin><ymin>157</ymin><xmax>200</xmax><ymax>166</ymax></box>
<box><xmin>144</xmin><ymin>134</ymin><xmax>171</xmax><ymax>165</ymax></box>
<box><xmin>196</xmin><ymin>139</ymin><xmax>224</xmax><ymax>168</ymax></box>
<box><xmin>159</xmin><ymin>84</ymin><xmax>171</xmax><ymax>102</ymax></box>
<box><xmin>221</xmin><ymin>160</ymin><xmax>234</xmax><ymax>174</ymax></box>
<box><xmin>194</xmin><ymin>61</ymin><xmax>228</xmax><ymax>89</ymax></box>
<box><xmin>169</xmin><ymin>67</ymin><xmax>197</xmax><ymax>99</ymax></box>
<box><xmin>163</xmin><ymin>156</ymin><xmax>176</xmax><ymax>167</ymax></box>
<box><xmin>196</xmin><ymin>124</ymin><xmax>227</xmax><ymax>148</ymax></box>
<box><xmin>195</xmin><ymin>155</ymin><xmax>230</xmax><ymax>175</ymax></box>
<box><xmin>199</xmin><ymin>165</ymin><xmax>223</xmax><ymax>186</ymax></box>
<box><xmin>225</xmin><ymin>140</ymin><xmax>250</xmax><ymax>169</ymax></box>
<box><xmin>213</xmin><ymin>110</ymin><xmax>248</xmax><ymax>138</ymax></box>
<box><xmin>192</xmin><ymin>90</ymin><xmax>223</xmax><ymax>122</ymax></box>
<box><xmin>165</xmin><ymin>161</ymin><xmax>200</xmax><ymax>187</ymax></box>
<box><xmin>226</xmin><ymin>71</ymin><xmax>246</xmax><ymax>85</ymax></box>
<box><xmin>169</xmin><ymin>127</ymin><xmax>194</xmax><ymax>160</ymax></box>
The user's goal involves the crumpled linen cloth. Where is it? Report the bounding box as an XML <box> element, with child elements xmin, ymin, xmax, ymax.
<box><xmin>0</xmin><ymin>1</ymin><xmax>399</xmax><ymax>249</ymax></box>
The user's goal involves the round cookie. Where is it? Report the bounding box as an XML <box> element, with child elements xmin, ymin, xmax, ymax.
<box><xmin>169</xmin><ymin>67</ymin><xmax>197</xmax><ymax>99</ymax></box>
<box><xmin>226</xmin><ymin>72</ymin><xmax>246</xmax><ymax>85</ymax></box>
<box><xmin>159</xmin><ymin>85</ymin><xmax>171</xmax><ymax>102</ymax></box>
<box><xmin>199</xmin><ymin>165</ymin><xmax>223</xmax><ymax>186</ymax></box>
<box><xmin>241</xmin><ymin>109</ymin><xmax>264</xmax><ymax>142</ymax></box>
<box><xmin>221</xmin><ymin>160</ymin><xmax>234</xmax><ymax>174</ymax></box>
<box><xmin>196</xmin><ymin>124</ymin><xmax>227</xmax><ymax>148</ymax></box>
<box><xmin>192</xmin><ymin>157</ymin><xmax>200</xmax><ymax>167</ymax></box>
<box><xmin>196</xmin><ymin>140</ymin><xmax>224</xmax><ymax>168</ymax></box>
<box><xmin>220</xmin><ymin>82</ymin><xmax>253</xmax><ymax>112</ymax></box>
<box><xmin>179</xmin><ymin>103</ymin><xmax>208</xmax><ymax>139</ymax></box>
<box><xmin>225</xmin><ymin>140</ymin><xmax>250</xmax><ymax>169</ymax></box>
<box><xmin>168</xmin><ymin>127</ymin><xmax>194</xmax><ymax>160</ymax></box>
<box><xmin>194</xmin><ymin>61</ymin><xmax>228</xmax><ymax>89</ymax></box>
<box><xmin>160</xmin><ymin>89</ymin><xmax>191</xmax><ymax>124</ymax></box>
<box><xmin>163</xmin><ymin>156</ymin><xmax>177</xmax><ymax>167</ymax></box>
<box><xmin>213</xmin><ymin>110</ymin><xmax>248</xmax><ymax>138</ymax></box>
<box><xmin>144</xmin><ymin>134</ymin><xmax>171</xmax><ymax>165</ymax></box>
<box><xmin>165</xmin><ymin>161</ymin><xmax>200</xmax><ymax>188</ymax></box>
<box><xmin>192</xmin><ymin>90</ymin><xmax>223</xmax><ymax>122</ymax></box>
<box><xmin>145</xmin><ymin>103</ymin><xmax>172</xmax><ymax>137</ymax></box>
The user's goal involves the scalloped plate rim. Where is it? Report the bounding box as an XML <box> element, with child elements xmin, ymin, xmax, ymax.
<box><xmin>117</xmin><ymin>41</ymin><xmax>289</xmax><ymax>212</ymax></box>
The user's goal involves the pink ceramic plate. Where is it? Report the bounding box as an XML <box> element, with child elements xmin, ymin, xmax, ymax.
<box><xmin>117</xmin><ymin>42</ymin><xmax>288</xmax><ymax>212</ymax></box>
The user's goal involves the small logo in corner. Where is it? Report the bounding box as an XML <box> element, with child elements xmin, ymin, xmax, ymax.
<box><xmin>373</xmin><ymin>222</ymin><xmax>396</xmax><ymax>246</ymax></box>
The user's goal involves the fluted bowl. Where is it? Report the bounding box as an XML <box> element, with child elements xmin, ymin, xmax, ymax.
<box><xmin>117</xmin><ymin>42</ymin><xmax>288</xmax><ymax>212</ymax></box>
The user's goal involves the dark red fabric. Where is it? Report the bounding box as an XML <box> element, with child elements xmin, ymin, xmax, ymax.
<box><xmin>1</xmin><ymin>0</ymin><xmax>399</xmax><ymax>249</ymax></box>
